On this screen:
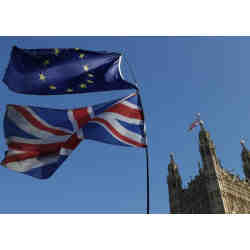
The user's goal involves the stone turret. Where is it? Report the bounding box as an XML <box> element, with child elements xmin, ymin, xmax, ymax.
<box><xmin>241</xmin><ymin>139</ymin><xmax>250</xmax><ymax>180</ymax></box>
<box><xmin>198</xmin><ymin>121</ymin><xmax>219</xmax><ymax>173</ymax></box>
<box><xmin>167</xmin><ymin>153</ymin><xmax>182</xmax><ymax>213</ymax></box>
<box><xmin>198</xmin><ymin>121</ymin><xmax>225</xmax><ymax>213</ymax></box>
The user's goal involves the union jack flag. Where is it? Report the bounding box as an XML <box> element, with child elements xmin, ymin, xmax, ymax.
<box><xmin>1</xmin><ymin>93</ymin><xmax>146</xmax><ymax>179</ymax></box>
<box><xmin>188</xmin><ymin>113</ymin><xmax>201</xmax><ymax>131</ymax></box>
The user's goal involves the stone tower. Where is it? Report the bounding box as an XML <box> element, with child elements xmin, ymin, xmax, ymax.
<box><xmin>241</xmin><ymin>139</ymin><xmax>250</xmax><ymax>180</ymax></box>
<box><xmin>167</xmin><ymin>121</ymin><xmax>250</xmax><ymax>213</ymax></box>
<box><xmin>167</xmin><ymin>153</ymin><xmax>182</xmax><ymax>213</ymax></box>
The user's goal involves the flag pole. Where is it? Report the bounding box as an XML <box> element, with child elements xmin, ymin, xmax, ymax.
<box><xmin>123</xmin><ymin>54</ymin><xmax>150</xmax><ymax>214</ymax></box>
<box><xmin>145</xmin><ymin>144</ymin><xmax>150</xmax><ymax>214</ymax></box>
<box><xmin>138</xmin><ymin>93</ymin><xmax>150</xmax><ymax>214</ymax></box>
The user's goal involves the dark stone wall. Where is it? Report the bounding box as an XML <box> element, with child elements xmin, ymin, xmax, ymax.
<box><xmin>180</xmin><ymin>175</ymin><xmax>211</xmax><ymax>213</ymax></box>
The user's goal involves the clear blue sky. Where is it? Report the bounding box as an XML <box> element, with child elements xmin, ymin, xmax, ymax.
<box><xmin>0</xmin><ymin>36</ymin><xmax>249</xmax><ymax>213</ymax></box>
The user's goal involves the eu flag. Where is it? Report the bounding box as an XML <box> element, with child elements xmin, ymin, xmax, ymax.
<box><xmin>3</xmin><ymin>46</ymin><xmax>137</xmax><ymax>95</ymax></box>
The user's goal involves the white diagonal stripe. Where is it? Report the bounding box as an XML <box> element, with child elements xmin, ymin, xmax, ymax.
<box><xmin>122</xmin><ymin>101</ymin><xmax>140</xmax><ymax>110</ymax></box>
<box><xmin>6</xmin><ymin>135</ymin><xmax>70</xmax><ymax>145</ymax></box>
<box><xmin>67</xmin><ymin>110</ymin><xmax>78</xmax><ymax>132</ymax></box>
<box><xmin>89</xmin><ymin>120</ymin><xmax>133</xmax><ymax>147</ymax></box>
<box><xmin>5</xmin><ymin>154</ymin><xmax>59</xmax><ymax>172</ymax></box>
<box><xmin>96</xmin><ymin>113</ymin><xmax>144</xmax><ymax>143</ymax></box>
<box><xmin>6</xmin><ymin>149</ymin><xmax>26</xmax><ymax>156</ymax></box>
<box><xmin>67</xmin><ymin>110</ymin><xmax>84</xmax><ymax>139</ymax></box>
<box><xmin>60</xmin><ymin>148</ymin><xmax>73</xmax><ymax>156</ymax></box>
<box><xmin>7</xmin><ymin>106</ymin><xmax>71</xmax><ymax>140</ymax></box>
<box><xmin>88</xmin><ymin>106</ymin><xmax>94</xmax><ymax>119</ymax></box>
<box><xmin>100</xmin><ymin>112</ymin><xmax>143</xmax><ymax>125</ymax></box>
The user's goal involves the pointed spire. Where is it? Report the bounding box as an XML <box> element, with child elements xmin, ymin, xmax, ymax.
<box><xmin>196</xmin><ymin>114</ymin><xmax>208</xmax><ymax>140</ymax></box>
<box><xmin>167</xmin><ymin>153</ymin><xmax>183</xmax><ymax>213</ymax></box>
<box><xmin>240</xmin><ymin>138</ymin><xmax>247</xmax><ymax>152</ymax></box>
<box><xmin>170</xmin><ymin>152</ymin><xmax>175</xmax><ymax>163</ymax></box>
<box><xmin>199</xmin><ymin>119</ymin><xmax>205</xmax><ymax>131</ymax></box>
<box><xmin>198</xmin><ymin>120</ymin><xmax>208</xmax><ymax>144</ymax></box>
<box><xmin>198</xmin><ymin>117</ymin><xmax>219</xmax><ymax>173</ymax></box>
<box><xmin>241</xmin><ymin>138</ymin><xmax>249</xmax><ymax>160</ymax></box>
<box><xmin>240</xmin><ymin>138</ymin><xmax>250</xmax><ymax>179</ymax></box>
<box><xmin>168</xmin><ymin>152</ymin><xmax>179</xmax><ymax>174</ymax></box>
<box><xmin>167</xmin><ymin>152</ymin><xmax>182</xmax><ymax>189</ymax></box>
<box><xmin>198</xmin><ymin>119</ymin><xmax>210</xmax><ymax>142</ymax></box>
<box><xmin>168</xmin><ymin>152</ymin><xmax>177</xmax><ymax>172</ymax></box>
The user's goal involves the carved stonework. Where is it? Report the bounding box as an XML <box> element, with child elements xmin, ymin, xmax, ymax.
<box><xmin>167</xmin><ymin>124</ymin><xmax>250</xmax><ymax>214</ymax></box>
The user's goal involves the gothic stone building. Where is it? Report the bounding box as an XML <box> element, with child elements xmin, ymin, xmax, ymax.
<box><xmin>167</xmin><ymin>121</ymin><xmax>250</xmax><ymax>213</ymax></box>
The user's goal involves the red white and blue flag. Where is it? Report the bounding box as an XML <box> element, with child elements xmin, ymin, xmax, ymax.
<box><xmin>1</xmin><ymin>93</ymin><xmax>146</xmax><ymax>179</ymax></box>
<box><xmin>188</xmin><ymin>113</ymin><xmax>201</xmax><ymax>131</ymax></box>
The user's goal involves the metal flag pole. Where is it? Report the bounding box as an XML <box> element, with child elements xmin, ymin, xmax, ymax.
<box><xmin>145</xmin><ymin>127</ymin><xmax>150</xmax><ymax>214</ymax></box>
<box><xmin>123</xmin><ymin>54</ymin><xmax>150</xmax><ymax>214</ymax></box>
<box><xmin>146</xmin><ymin>149</ymin><xmax>150</xmax><ymax>214</ymax></box>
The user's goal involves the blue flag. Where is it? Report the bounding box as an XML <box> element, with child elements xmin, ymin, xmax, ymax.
<box><xmin>3</xmin><ymin>46</ymin><xmax>137</xmax><ymax>95</ymax></box>
<box><xmin>1</xmin><ymin>93</ymin><xmax>146</xmax><ymax>179</ymax></box>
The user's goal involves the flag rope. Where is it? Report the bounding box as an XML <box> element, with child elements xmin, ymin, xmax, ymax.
<box><xmin>123</xmin><ymin>54</ymin><xmax>150</xmax><ymax>214</ymax></box>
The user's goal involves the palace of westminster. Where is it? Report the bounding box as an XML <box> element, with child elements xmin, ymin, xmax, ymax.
<box><xmin>167</xmin><ymin>121</ymin><xmax>250</xmax><ymax>213</ymax></box>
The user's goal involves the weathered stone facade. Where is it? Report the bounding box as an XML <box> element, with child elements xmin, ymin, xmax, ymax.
<box><xmin>167</xmin><ymin>122</ymin><xmax>250</xmax><ymax>214</ymax></box>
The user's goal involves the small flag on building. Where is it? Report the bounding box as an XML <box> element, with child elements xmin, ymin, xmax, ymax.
<box><xmin>1</xmin><ymin>93</ymin><xmax>146</xmax><ymax>179</ymax></box>
<box><xmin>3</xmin><ymin>46</ymin><xmax>137</xmax><ymax>95</ymax></box>
<box><xmin>188</xmin><ymin>113</ymin><xmax>201</xmax><ymax>131</ymax></box>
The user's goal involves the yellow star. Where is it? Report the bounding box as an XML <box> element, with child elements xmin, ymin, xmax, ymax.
<box><xmin>83</xmin><ymin>65</ymin><xmax>89</xmax><ymax>72</ymax></box>
<box><xmin>80</xmin><ymin>83</ymin><xmax>87</xmax><ymax>88</ymax></box>
<box><xmin>43</xmin><ymin>59</ymin><xmax>50</xmax><ymax>66</ymax></box>
<box><xmin>88</xmin><ymin>73</ymin><xmax>94</xmax><ymax>77</ymax></box>
<box><xmin>66</xmin><ymin>88</ymin><xmax>73</xmax><ymax>92</ymax></box>
<box><xmin>79</xmin><ymin>53</ymin><xmax>85</xmax><ymax>59</ymax></box>
<box><xmin>54</xmin><ymin>48</ymin><xmax>60</xmax><ymax>55</ymax></box>
<box><xmin>39</xmin><ymin>73</ymin><xmax>46</xmax><ymax>81</ymax></box>
<box><xmin>75</xmin><ymin>48</ymin><xmax>80</xmax><ymax>51</ymax></box>
<box><xmin>49</xmin><ymin>85</ymin><xmax>56</xmax><ymax>90</ymax></box>
<box><xmin>87</xmin><ymin>80</ymin><xmax>94</xmax><ymax>84</ymax></box>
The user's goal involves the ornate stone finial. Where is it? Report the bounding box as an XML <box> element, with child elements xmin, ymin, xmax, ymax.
<box><xmin>195</xmin><ymin>113</ymin><xmax>205</xmax><ymax>130</ymax></box>
<box><xmin>199</xmin><ymin>120</ymin><xmax>205</xmax><ymax>130</ymax></box>
<box><xmin>170</xmin><ymin>152</ymin><xmax>174</xmax><ymax>162</ymax></box>
<box><xmin>240</xmin><ymin>139</ymin><xmax>245</xmax><ymax>146</ymax></box>
<box><xmin>240</xmin><ymin>138</ymin><xmax>247</xmax><ymax>151</ymax></box>
<box><xmin>168</xmin><ymin>152</ymin><xmax>178</xmax><ymax>172</ymax></box>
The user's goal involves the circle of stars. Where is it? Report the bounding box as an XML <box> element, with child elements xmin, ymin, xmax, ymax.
<box><xmin>38</xmin><ymin>48</ymin><xmax>97</xmax><ymax>93</ymax></box>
